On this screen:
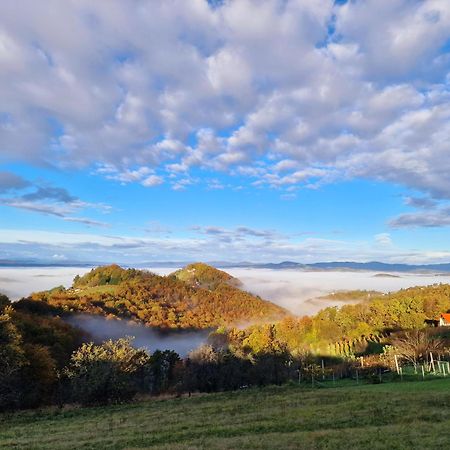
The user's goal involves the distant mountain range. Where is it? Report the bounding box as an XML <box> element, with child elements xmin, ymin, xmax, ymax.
<box><xmin>225</xmin><ymin>261</ymin><xmax>450</xmax><ymax>273</ymax></box>
<box><xmin>2</xmin><ymin>259</ymin><xmax>450</xmax><ymax>273</ymax></box>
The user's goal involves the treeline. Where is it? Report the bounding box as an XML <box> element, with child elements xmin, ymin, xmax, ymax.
<box><xmin>0</xmin><ymin>295</ymin><xmax>84</xmax><ymax>410</ymax></box>
<box><xmin>0</xmin><ymin>294</ymin><xmax>296</xmax><ymax>409</ymax></box>
<box><xmin>216</xmin><ymin>283</ymin><xmax>450</xmax><ymax>356</ymax></box>
<box><xmin>73</xmin><ymin>264</ymin><xmax>141</xmax><ymax>288</ymax></box>
<box><xmin>2</xmin><ymin>280</ymin><xmax>450</xmax><ymax>411</ymax></box>
<box><xmin>30</xmin><ymin>264</ymin><xmax>288</xmax><ymax>328</ymax></box>
<box><xmin>3</xmin><ymin>266</ymin><xmax>450</xmax><ymax>411</ymax></box>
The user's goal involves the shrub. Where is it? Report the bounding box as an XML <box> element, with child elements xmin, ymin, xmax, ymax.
<box><xmin>65</xmin><ymin>337</ymin><xmax>151</xmax><ymax>406</ymax></box>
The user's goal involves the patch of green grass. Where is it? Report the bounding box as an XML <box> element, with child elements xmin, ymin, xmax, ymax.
<box><xmin>1</xmin><ymin>378</ymin><xmax>450</xmax><ymax>449</ymax></box>
<box><xmin>73</xmin><ymin>285</ymin><xmax>118</xmax><ymax>296</ymax></box>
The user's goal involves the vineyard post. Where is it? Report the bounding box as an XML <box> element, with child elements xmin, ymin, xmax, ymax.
<box><xmin>421</xmin><ymin>364</ymin><xmax>425</xmax><ymax>380</ymax></box>
<box><xmin>321</xmin><ymin>360</ymin><xmax>325</xmax><ymax>380</ymax></box>
<box><xmin>430</xmin><ymin>352</ymin><xmax>436</xmax><ymax>374</ymax></box>
<box><xmin>394</xmin><ymin>355</ymin><xmax>400</xmax><ymax>374</ymax></box>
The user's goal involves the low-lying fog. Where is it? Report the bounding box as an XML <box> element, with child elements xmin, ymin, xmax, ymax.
<box><xmin>2</xmin><ymin>266</ymin><xmax>450</xmax><ymax>315</ymax></box>
<box><xmin>2</xmin><ymin>266</ymin><xmax>450</xmax><ymax>352</ymax></box>
<box><xmin>67</xmin><ymin>315</ymin><xmax>210</xmax><ymax>356</ymax></box>
<box><xmin>224</xmin><ymin>268</ymin><xmax>450</xmax><ymax>315</ymax></box>
<box><xmin>0</xmin><ymin>267</ymin><xmax>92</xmax><ymax>300</ymax></box>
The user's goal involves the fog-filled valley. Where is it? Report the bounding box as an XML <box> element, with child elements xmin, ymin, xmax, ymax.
<box><xmin>67</xmin><ymin>314</ymin><xmax>210</xmax><ymax>356</ymax></box>
<box><xmin>225</xmin><ymin>268</ymin><xmax>450</xmax><ymax>315</ymax></box>
<box><xmin>3</xmin><ymin>263</ymin><xmax>450</xmax><ymax>419</ymax></box>
<box><xmin>3</xmin><ymin>265</ymin><xmax>450</xmax><ymax>315</ymax></box>
<box><xmin>3</xmin><ymin>265</ymin><xmax>450</xmax><ymax>354</ymax></box>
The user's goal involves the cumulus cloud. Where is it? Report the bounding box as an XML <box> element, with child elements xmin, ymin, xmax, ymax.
<box><xmin>97</xmin><ymin>165</ymin><xmax>164</xmax><ymax>187</ymax></box>
<box><xmin>0</xmin><ymin>0</ymin><xmax>449</xmax><ymax>198</ymax></box>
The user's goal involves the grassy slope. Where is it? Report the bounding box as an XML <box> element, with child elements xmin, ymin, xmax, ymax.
<box><xmin>2</xmin><ymin>379</ymin><xmax>450</xmax><ymax>449</ymax></box>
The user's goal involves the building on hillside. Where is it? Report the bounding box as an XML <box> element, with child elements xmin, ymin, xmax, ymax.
<box><xmin>438</xmin><ymin>313</ymin><xmax>450</xmax><ymax>327</ymax></box>
<box><xmin>424</xmin><ymin>313</ymin><xmax>450</xmax><ymax>327</ymax></box>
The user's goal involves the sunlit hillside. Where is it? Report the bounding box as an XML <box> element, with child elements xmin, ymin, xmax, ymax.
<box><xmin>28</xmin><ymin>264</ymin><xmax>289</xmax><ymax>328</ymax></box>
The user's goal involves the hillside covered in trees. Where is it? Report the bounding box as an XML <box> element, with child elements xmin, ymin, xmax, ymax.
<box><xmin>2</xmin><ymin>265</ymin><xmax>450</xmax><ymax>411</ymax></box>
<box><xmin>29</xmin><ymin>264</ymin><xmax>289</xmax><ymax>329</ymax></box>
<box><xmin>218</xmin><ymin>283</ymin><xmax>450</xmax><ymax>357</ymax></box>
<box><xmin>171</xmin><ymin>263</ymin><xmax>242</xmax><ymax>290</ymax></box>
<box><xmin>0</xmin><ymin>294</ymin><xmax>85</xmax><ymax>409</ymax></box>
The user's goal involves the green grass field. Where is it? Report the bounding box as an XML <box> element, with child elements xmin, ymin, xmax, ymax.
<box><xmin>1</xmin><ymin>378</ymin><xmax>450</xmax><ymax>449</ymax></box>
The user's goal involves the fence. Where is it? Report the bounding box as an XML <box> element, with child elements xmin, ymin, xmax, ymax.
<box><xmin>294</xmin><ymin>352</ymin><xmax>450</xmax><ymax>388</ymax></box>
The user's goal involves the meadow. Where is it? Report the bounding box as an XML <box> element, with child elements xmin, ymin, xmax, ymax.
<box><xmin>1</xmin><ymin>378</ymin><xmax>450</xmax><ymax>449</ymax></box>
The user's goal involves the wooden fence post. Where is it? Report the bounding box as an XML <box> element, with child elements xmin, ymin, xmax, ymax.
<box><xmin>394</xmin><ymin>355</ymin><xmax>400</xmax><ymax>374</ymax></box>
<box><xmin>430</xmin><ymin>352</ymin><xmax>436</xmax><ymax>374</ymax></box>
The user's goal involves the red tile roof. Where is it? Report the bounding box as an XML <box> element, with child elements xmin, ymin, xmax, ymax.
<box><xmin>440</xmin><ymin>313</ymin><xmax>450</xmax><ymax>323</ymax></box>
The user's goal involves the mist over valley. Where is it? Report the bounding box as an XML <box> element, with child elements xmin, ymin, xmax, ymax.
<box><xmin>67</xmin><ymin>314</ymin><xmax>210</xmax><ymax>356</ymax></box>
<box><xmin>3</xmin><ymin>266</ymin><xmax>450</xmax><ymax>316</ymax></box>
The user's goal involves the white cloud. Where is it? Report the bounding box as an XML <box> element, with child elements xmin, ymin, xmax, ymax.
<box><xmin>375</xmin><ymin>233</ymin><xmax>393</xmax><ymax>246</ymax></box>
<box><xmin>0</xmin><ymin>0</ymin><xmax>449</xmax><ymax>199</ymax></box>
<box><xmin>1</xmin><ymin>225</ymin><xmax>449</xmax><ymax>265</ymax></box>
<box><xmin>98</xmin><ymin>165</ymin><xmax>164</xmax><ymax>187</ymax></box>
<box><xmin>141</xmin><ymin>175</ymin><xmax>164</xmax><ymax>187</ymax></box>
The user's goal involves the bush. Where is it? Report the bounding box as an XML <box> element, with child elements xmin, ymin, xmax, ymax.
<box><xmin>65</xmin><ymin>338</ymin><xmax>151</xmax><ymax>406</ymax></box>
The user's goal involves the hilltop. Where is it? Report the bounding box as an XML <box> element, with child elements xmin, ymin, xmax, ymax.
<box><xmin>171</xmin><ymin>262</ymin><xmax>242</xmax><ymax>290</ymax></box>
<box><xmin>29</xmin><ymin>264</ymin><xmax>288</xmax><ymax>329</ymax></box>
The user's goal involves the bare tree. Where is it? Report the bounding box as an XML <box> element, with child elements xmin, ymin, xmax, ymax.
<box><xmin>392</xmin><ymin>330</ymin><xmax>444</xmax><ymax>370</ymax></box>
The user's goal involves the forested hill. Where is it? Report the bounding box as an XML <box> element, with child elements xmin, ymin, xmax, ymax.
<box><xmin>171</xmin><ymin>263</ymin><xmax>242</xmax><ymax>290</ymax></box>
<box><xmin>220</xmin><ymin>283</ymin><xmax>450</xmax><ymax>357</ymax></box>
<box><xmin>28</xmin><ymin>264</ymin><xmax>289</xmax><ymax>329</ymax></box>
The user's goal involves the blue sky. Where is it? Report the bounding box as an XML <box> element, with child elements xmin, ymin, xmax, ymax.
<box><xmin>1</xmin><ymin>0</ymin><xmax>450</xmax><ymax>264</ymax></box>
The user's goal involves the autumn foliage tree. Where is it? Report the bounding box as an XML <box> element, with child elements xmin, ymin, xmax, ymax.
<box><xmin>65</xmin><ymin>337</ymin><xmax>151</xmax><ymax>405</ymax></box>
<box><xmin>0</xmin><ymin>306</ymin><xmax>26</xmax><ymax>410</ymax></box>
<box><xmin>30</xmin><ymin>264</ymin><xmax>288</xmax><ymax>329</ymax></box>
